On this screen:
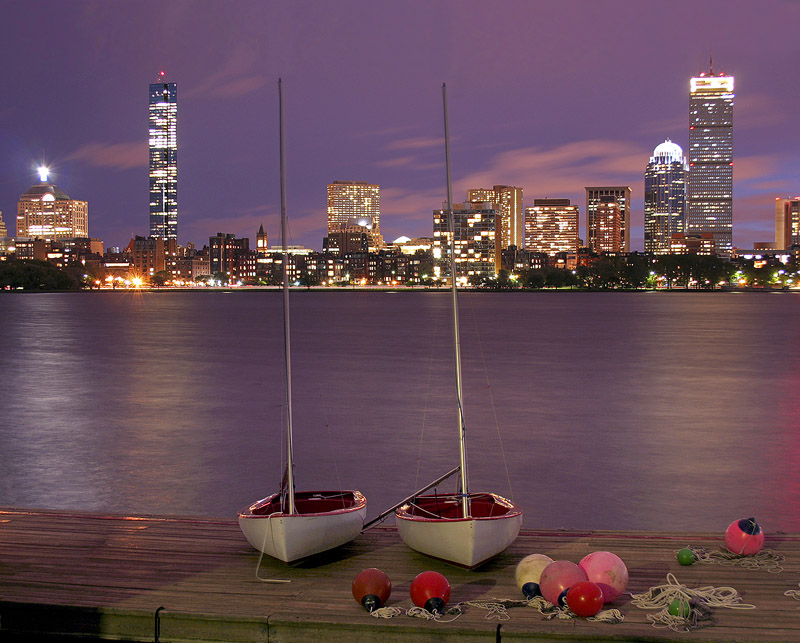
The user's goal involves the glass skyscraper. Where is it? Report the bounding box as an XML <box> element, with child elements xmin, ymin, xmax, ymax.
<box><xmin>687</xmin><ymin>66</ymin><xmax>734</xmax><ymax>253</ymax></box>
<box><xmin>644</xmin><ymin>139</ymin><xmax>688</xmax><ymax>254</ymax></box>
<box><xmin>149</xmin><ymin>73</ymin><xmax>178</xmax><ymax>240</ymax></box>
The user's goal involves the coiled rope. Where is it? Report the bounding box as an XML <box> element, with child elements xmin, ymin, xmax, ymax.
<box><xmin>369</xmin><ymin>595</ymin><xmax>623</xmax><ymax>624</ymax></box>
<box><xmin>784</xmin><ymin>583</ymin><xmax>800</xmax><ymax>600</ymax></box>
<box><xmin>631</xmin><ymin>572</ymin><xmax>754</xmax><ymax>632</ymax></box>
<box><xmin>687</xmin><ymin>546</ymin><xmax>784</xmax><ymax>573</ymax></box>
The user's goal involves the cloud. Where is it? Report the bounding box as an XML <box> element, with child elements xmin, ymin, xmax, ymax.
<box><xmin>387</xmin><ymin>136</ymin><xmax>445</xmax><ymax>151</ymax></box>
<box><xmin>183</xmin><ymin>42</ymin><xmax>267</xmax><ymax>100</ymax></box>
<box><xmin>185</xmin><ymin>74</ymin><xmax>267</xmax><ymax>99</ymax></box>
<box><xmin>67</xmin><ymin>141</ymin><xmax>147</xmax><ymax>170</ymax></box>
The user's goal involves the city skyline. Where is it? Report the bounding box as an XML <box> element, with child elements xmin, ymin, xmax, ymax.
<box><xmin>1</xmin><ymin>1</ymin><xmax>799</xmax><ymax>252</ymax></box>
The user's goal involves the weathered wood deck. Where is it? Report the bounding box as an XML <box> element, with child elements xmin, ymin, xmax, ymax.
<box><xmin>0</xmin><ymin>508</ymin><xmax>798</xmax><ymax>642</ymax></box>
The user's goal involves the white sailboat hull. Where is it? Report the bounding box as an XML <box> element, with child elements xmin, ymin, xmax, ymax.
<box><xmin>396</xmin><ymin>492</ymin><xmax>522</xmax><ymax>569</ymax></box>
<box><xmin>238</xmin><ymin>490</ymin><xmax>366</xmax><ymax>563</ymax></box>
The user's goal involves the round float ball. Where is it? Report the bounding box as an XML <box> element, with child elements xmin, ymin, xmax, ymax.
<box><xmin>538</xmin><ymin>560</ymin><xmax>588</xmax><ymax>606</ymax></box>
<box><xmin>668</xmin><ymin>598</ymin><xmax>691</xmax><ymax>618</ymax></box>
<box><xmin>352</xmin><ymin>568</ymin><xmax>392</xmax><ymax>612</ymax></box>
<box><xmin>724</xmin><ymin>517</ymin><xmax>765</xmax><ymax>556</ymax></box>
<box><xmin>676</xmin><ymin>548</ymin><xmax>695</xmax><ymax>566</ymax></box>
<box><xmin>578</xmin><ymin>551</ymin><xmax>629</xmax><ymax>603</ymax></box>
<box><xmin>557</xmin><ymin>588</ymin><xmax>570</xmax><ymax>607</ymax></box>
<box><xmin>410</xmin><ymin>571</ymin><xmax>451</xmax><ymax>614</ymax></box>
<box><xmin>515</xmin><ymin>553</ymin><xmax>553</xmax><ymax>599</ymax></box>
<box><xmin>566</xmin><ymin>581</ymin><xmax>605</xmax><ymax>617</ymax></box>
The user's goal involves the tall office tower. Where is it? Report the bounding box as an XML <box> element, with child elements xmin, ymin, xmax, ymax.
<box><xmin>644</xmin><ymin>139</ymin><xmax>688</xmax><ymax>254</ymax></box>
<box><xmin>524</xmin><ymin>199</ymin><xmax>579</xmax><ymax>256</ymax></box>
<box><xmin>585</xmin><ymin>186</ymin><xmax>631</xmax><ymax>252</ymax></box>
<box><xmin>149</xmin><ymin>72</ymin><xmax>178</xmax><ymax>240</ymax></box>
<box><xmin>432</xmin><ymin>201</ymin><xmax>498</xmax><ymax>279</ymax></box>
<box><xmin>0</xmin><ymin>210</ymin><xmax>7</xmax><ymax>237</ymax></box>
<box><xmin>467</xmin><ymin>185</ymin><xmax>524</xmax><ymax>249</ymax></box>
<box><xmin>595</xmin><ymin>201</ymin><xmax>622</xmax><ymax>254</ymax></box>
<box><xmin>17</xmin><ymin>167</ymin><xmax>88</xmax><ymax>240</ymax></box>
<box><xmin>326</xmin><ymin>181</ymin><xmax>382</xmax><ymax>248</ymax></box>
<box><xmin>775</xmin><ymin>197</ymin><xmax>800</xmax><ymax>249</ymax></box>
<box><xmin>687</xmin><ymin>63</ymin><xmax>734</xmax><ymax>253</ymax></box>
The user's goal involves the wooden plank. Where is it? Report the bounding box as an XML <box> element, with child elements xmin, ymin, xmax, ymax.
<box><xmin>0</xmin><ymin>508</ymin><xmax>798</xmax><ymax>642</ymax></box>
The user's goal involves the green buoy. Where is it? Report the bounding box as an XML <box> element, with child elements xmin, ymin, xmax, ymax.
<box><xmin>677</xmin><ymin>548</ymin><xmax>695</xmax><ymax>565</ymax></box>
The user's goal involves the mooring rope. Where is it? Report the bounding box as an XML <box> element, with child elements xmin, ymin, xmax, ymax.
<box><xmin>369</xmin><ymin>595</ymin><xmax>623</xmax><ymax>624</ymax></box>
<box><xmin>784</xmin><ymin>583</ymin><xmax>800</xmax><ymax>600</ymax></box>
<box><xmin>631</xmin><ymin>572</ymin><xmax>754</xmax><ymax>632</ymax></box>
<box><xmin>688</xmin><ymin>546</ymin><xmax>784</xmax><ymax>573</ymax></box>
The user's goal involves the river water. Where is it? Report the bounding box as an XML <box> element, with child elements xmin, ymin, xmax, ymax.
<box><xmin>1</xmin><ymin>290</ymin><xmax>798</xmax><ymax>533</ymax></box>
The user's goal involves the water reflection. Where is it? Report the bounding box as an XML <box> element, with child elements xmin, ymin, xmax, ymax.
<box><xmin>0</xmin><ymin>291</ymin><xmax>798</xmax><ymax>532</ymax></box>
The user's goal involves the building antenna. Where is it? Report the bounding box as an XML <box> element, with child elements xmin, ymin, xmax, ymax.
<box><xmin>157</xmin><ymin>70</ymin><xmax>166</xmax><ymax>83</ymax></box>
<box><xmin>709</xmin><ymin>51</ymin><xmax>713</xmax><ymax>75</ymax></box>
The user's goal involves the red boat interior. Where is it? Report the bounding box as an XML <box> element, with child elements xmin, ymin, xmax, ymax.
<box><xmin>250</xmin><ymin>491</ymin><xmax>362</xmax><ymax>516</ymax></box>
<box><xmin>401</xmin><ymin>493</ymin><xmax>516</xmax><ymax>519</ymax></box>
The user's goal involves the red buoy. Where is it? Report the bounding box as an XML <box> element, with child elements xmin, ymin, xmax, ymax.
<box><xmin>566</xmin><ymin>581</ymin><xmax>604</xmax><ymax>617</ymax></box>
<box><xmin>410</xmin><ymin>571</ymin><xmax>451</xmax><ymax>614</ymax></box>
<box><xmin>352</xmin><ymin>568</ymin><xmax>392</xmax><ymax>612</ymax></box>
<box><xmin>724</xmin><ymin>517</ymin><xmax>764</xmax><ymax>555</ymax></box>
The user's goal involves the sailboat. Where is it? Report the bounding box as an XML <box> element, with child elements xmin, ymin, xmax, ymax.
<box><xmin>394</xmin><ymin>84</ymin><xmax>522</xmax><ymax>569</ymax></box>
<box><xmin>238</xmin><ymin>79</ymin><xmax>366</xmax><ymax>563</ymax></box>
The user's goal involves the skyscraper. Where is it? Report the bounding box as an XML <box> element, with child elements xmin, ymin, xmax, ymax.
<box><xmin>467</xmin><ymin>185</ymin><xmax>524</xmax><ymax>249</ymax></box>
<box><xmin>687</xmin><ymin>63</ymin><xmax>734</xmax><ymax>253</ymax></box>
<box><xmin>149</xmin><ymin>72</ymin><xmax>178</xmax><ymax>240</ymax></box>
<box><xmin>775</xmin><ymin>197</ymin><xmax>800</xmax><ymax>250</ymax></box>
<box><xmin>524</xmin><ymin>199</ymin><xmax>579</xmax><ymax>256</ymax></box>
<box><xmin>585</xmin><ymin>186</ymin><xmax>631</xmax><ymax>253</ymax></box>
<box><xmin>326</xmin><ymin>181</ymin><xmax>382</xmax><ymax>249</ymax></box>
<box><xmin>17</xmin><ymin>167</ymin><xmax>88</xmax><ymax>241</ymax></box>
<box><xmin>644</xmin><ymin>139</ymin><xmax>688</xmax><ymax>254</ymax></box>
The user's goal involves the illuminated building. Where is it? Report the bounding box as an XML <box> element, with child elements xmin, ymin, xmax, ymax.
<box><xmin>433</xmin><ymin>202</ymin><xmax>498</xmax><ymax>279</ymax></box>
<box><xmin>669</xmin><ymin>232</ymin><xmax>715</xmax><ymax>255</ymax></box>
<box><xmin>467</xmin><ymin>185</ymin><xmax>523</xmax><ymax>249</ymax></box>
<box><xmin>125</xmin><ymin>235</ymin><xmax>177</xmax><ymax>277</ymax></box>
<box><xmin>585</xmin><ymin>186</ymin><xmax>631</xmax><ymax>252</ymax></box>
<box><xmin>17</xmin><ymin>167</ymin><xmax>88</xmax><ymax>240</ymax></box>
<box><xmin>209</xmin><ymin>233</ymin><xmax>256</xmax><ymax>281</ymax></box>
<box><xmin>775</xmin><ymin>197</ymin><xmax>800</xmax><ymax>249</ymax></box>
<box><xmin>644</xmin><ymin>140</ymin><xmax>688</xmax><ymax>253</ymax></box>
<box><xmin>323</xmin><ymin>225</ymin><xmax>369</xmax><ymax>256</ymax></box>
<box><xmin>524</xmin><ymin>199</ymin><xmax>579</xmax><ymax>256</ymax></box>
<box><xmin>256</xmin><ymin>224</ymin><xmax>269</xmax><ymax>256</ymax></box>
<box><xmin>595</xmin><ymin>201</ymin><xmax>622</xmax><ymax>254</ymax></box>
<box><xmin>687</xmin><ymin>63</ymin><xmax>734</xmax><ymax>253</ymax></box>
<box><xmin>327</xmin><ymin>181</ymin><xmax>382</xmax><ymax>249</ymax></box>
<box><xmin>149</xmin><ymin>72</ymin><xmax>178</xmax><ymax>240</ymax></box>
<box><xmin>0</xmin><ymin>210</ymin><xmax>7</xmax><ymax>238</ymax></box>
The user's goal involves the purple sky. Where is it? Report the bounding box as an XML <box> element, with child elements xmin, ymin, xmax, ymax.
<box><xmin>1</xmin><ymin>0</ymin><xmax>799</xmax><ymax>251</ymax></box>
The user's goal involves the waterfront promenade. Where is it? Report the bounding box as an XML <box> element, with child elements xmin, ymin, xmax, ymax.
<box><xmin>1</xmin><ymin>508</ymin><xmax>798</xmax><ymax>641</ymax></box>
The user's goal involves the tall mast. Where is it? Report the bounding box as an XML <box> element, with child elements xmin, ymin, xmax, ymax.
<box><xmin>279</xmin><ymin>78</ymin><xmax>296</xmax><ymax>514</ymax></box>
<box><xmin>442</xmin><ymin>83</ymin><xmax>470</xmax><ymax>518</ymax></box>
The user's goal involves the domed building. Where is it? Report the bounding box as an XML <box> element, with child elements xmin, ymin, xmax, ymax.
<box><xmin>644</xmin><ymin>139</ymin><xmax>687</xmax><ymax>254</ymax></box>
<box><xmin>17</xmin><ymin>167</ymin><xmax>88</xmax><ymax>241</ymax></box>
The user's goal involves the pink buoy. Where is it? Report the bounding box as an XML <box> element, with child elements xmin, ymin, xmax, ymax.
<box><xmin>578</xmin><ymin>551</ymin><xmax>628</xmax><ymax>602</ymax></box>
<box><xmin>724</xmin><ymin>517</ymin><xmax>764</xmax><ymax>555</ymax></box>
<box><xmin>538</xmin><ymin>560</ymin><xmax>588</xmax><ymax>606</ymax></box>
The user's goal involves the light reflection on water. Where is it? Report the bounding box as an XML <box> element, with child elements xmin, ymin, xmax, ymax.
<box><xmin>0</xmin><ymin>290</ymin><xmax>798</xmax><ymax>532</ymax></box>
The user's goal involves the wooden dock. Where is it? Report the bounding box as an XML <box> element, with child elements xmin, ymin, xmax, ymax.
<box><xmin>1</xmin><ymin>508</ymin><xmax>798</xmax><ymax>642</ymax></box>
